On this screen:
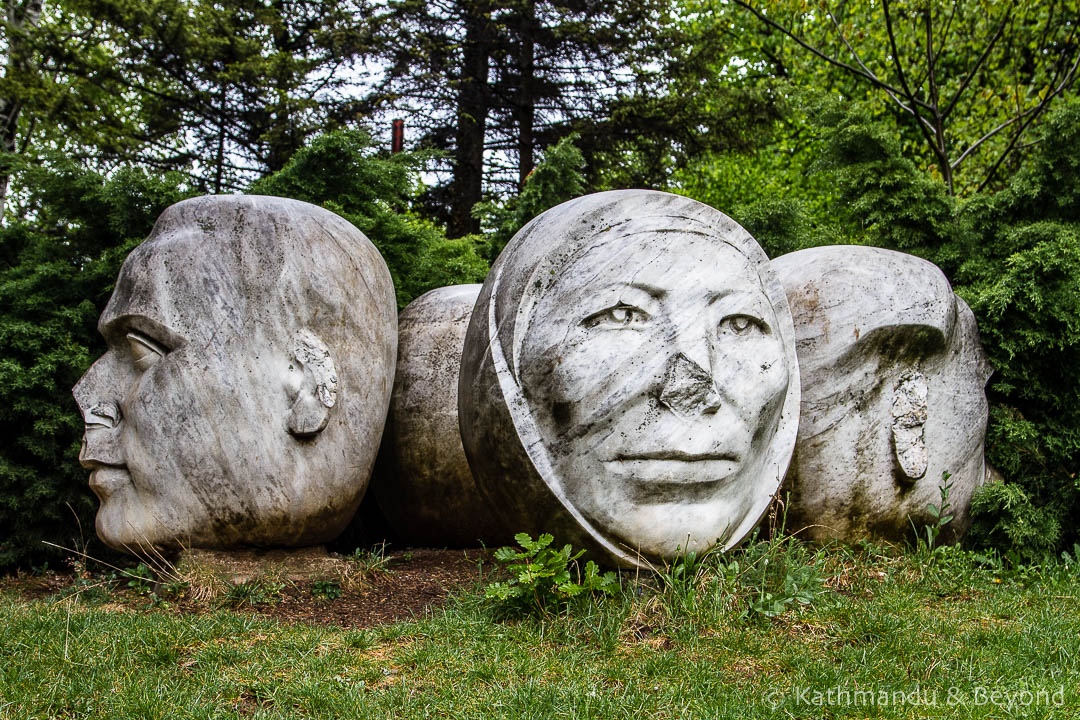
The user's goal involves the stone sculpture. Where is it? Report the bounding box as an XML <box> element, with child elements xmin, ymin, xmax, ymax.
<box><xmin>773</xmin><ymin>245</ymin><xmax>992</xmax><ymax>543</ymax></box>
<box><xmin>72</xmin><ymin>195</ymin><xmax>397</xmax><ymax>553</ymax></box>
<box><xmin>459</xmin><ymin>190</ymin><xmax>800</xmax><ymax>567</ymax></box>
<box><xmin>374</xmin><ymin>284</ymin><xmax>504</xmax><ymax>546</ymax></box>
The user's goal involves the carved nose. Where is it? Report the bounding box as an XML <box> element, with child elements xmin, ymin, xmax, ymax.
<box><xmin>659</xmin><ymin>352</ymin><xmax>722</xmax><ymax>416</ymax></box>
<box><xmin>72</xmin><ymin>357</ymin><xmax>126</xmax><ymax>467</ymax></box>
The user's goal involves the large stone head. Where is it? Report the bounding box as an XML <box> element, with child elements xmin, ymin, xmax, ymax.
<box><xmin>72</xmin><ymin>195</ymin><xmax>397</xmax><ymax>553</ymax></box>
<box><xmin>774</xmin><ymin>246</ymin><xmax>992</xmax><ymax>543</ymax></box>
<box><xmin>459</xmin><ymin>190</ymin><xmax>800</xmax><ymax>566</ymax></box>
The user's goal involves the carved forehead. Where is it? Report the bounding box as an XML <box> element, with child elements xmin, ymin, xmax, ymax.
<box><xmin>98</xmin><ymin>195</ymin><xmax>359</xmax><ymax>343</ymax></box>
<box><xmin>504</xmin><ymin>191</ymin><xmax>776</xmax><ymax>301</ymax></box>
<box><xmin>533</xmin><ymin>229</ymin><xmax>762</xmax><ymax>300</ymax></box>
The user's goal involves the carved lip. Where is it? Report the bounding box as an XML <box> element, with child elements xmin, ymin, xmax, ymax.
<box><xmin>88</xmin><ymin>466</ymin><xmax>132</xmax><ymax>499</ymax></box>
<box><xmin>614</xmin><ymin>450</ymin><xmax>738</xmax><ymax>462</ymax></box>
<box><xmin>604</xmin><ymin>451</ymin><xmax>741</xmax><ymax>485</ymax></box>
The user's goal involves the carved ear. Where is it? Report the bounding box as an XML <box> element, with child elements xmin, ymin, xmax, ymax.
<box><xmin>892</xmin><ymin>370</ymin><xmax>928</xmax><ymax>482</ymax></box>
<box><xmin>287</xmin><ymin>329</ymin><xmax>339</xmax><ymax>438</ymax></box>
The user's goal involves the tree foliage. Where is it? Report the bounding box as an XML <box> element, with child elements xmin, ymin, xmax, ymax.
<box><xmin>729</xmin><ymin>0</ymin><xmax>1080</xmax><ymax>195</ymax></box>
<box><xmin>251</xmin><ymin>130</ymin><xmax>488</xmax><ymax>307</ymax></box>
<box><xmin>2</xmin><ymin>0</ymin><xmax>375</xmax><ymax>211</ymax></box>
<box><xmin>473</xmin><ymin>131</ymin><xmax>585</xmax><ymax>261</ymax></box>
<box><xmin>361</xmin><ymin>0</ymin><xmax>677</xmax><ymax>235</ymax></box>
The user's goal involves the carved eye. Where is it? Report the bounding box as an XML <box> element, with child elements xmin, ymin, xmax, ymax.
<box><xmin>719</xmin><ymin>314</ymin><xmax>767</xmax><ymax>336</ymax></box>
<box><xmin>127</xmin><ymin>332</ymin><xmax>168</xmax><ymax>372</ymax></box>
<box><xmin>583</xmin><ymin>304</ymin><xmax>650</xmax><ymax>329</ymax></box>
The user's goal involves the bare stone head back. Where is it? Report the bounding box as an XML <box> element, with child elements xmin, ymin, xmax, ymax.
<box><xmin>459</xmin><ymin>190</ymin><xmax>800</xmax><ymax>566</ymax></box>
<box><xmin>73</xmin><ymin>195</ymin><xmax>397</xmax><ymax>553</ymax></box>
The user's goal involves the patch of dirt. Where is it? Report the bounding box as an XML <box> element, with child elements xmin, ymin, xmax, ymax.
<box><xmin>1</xmin><ymin>547</ymin><xmax>493</xmax><ymax>630</ymax></box>
<box><xmin>242</xmin><ymin>548</ymin><xmax>489</xmax><ymax>628</ymax></box>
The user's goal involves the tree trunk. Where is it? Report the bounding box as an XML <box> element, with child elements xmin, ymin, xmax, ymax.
<box><xmin>0</xmin><ymin>0</ymin><xmax>44</xmax><ymax>221</ymax></box>
<box><xmin>265</xmin><ymin>0</ymin><xmax>299</xmax><ymax>173</ymax></box>
<box><xmin>450</xmin><ymin>2</ymin><xmax>492</xmax><ymax>238</ymax></box>
<box><xmin>516</xmin><ymin>0</ymin><xmax>536</xmax><ymax>187</ymax></box>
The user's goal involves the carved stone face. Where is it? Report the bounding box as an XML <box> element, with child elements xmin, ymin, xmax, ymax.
<box><xmin>459</xmin><ymin>190</ymin><xmax>800</xmax><ymax>566</ymax></box>
<box><xmin>519</xmin><ymin>234</ymin><xmax>791</xmax><ymax>556</ymax></box>
<box><xmin>72</xmin><ymin>196</ymin><xmax>396</xmax><ymax>553</ymax></box>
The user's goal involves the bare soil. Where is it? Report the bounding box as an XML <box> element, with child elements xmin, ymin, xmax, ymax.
<box><xmin>1</xmin><ymin>547</ymin><xmax>493</xmax><ymax>629</ymax></box>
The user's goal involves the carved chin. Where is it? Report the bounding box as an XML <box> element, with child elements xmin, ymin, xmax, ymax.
<box><xmin>592</xmin><ymin>501</ymin><xmax>742</xmax><ymax>558</ymax></box>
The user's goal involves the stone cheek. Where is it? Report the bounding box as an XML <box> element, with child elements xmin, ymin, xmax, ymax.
<box><xmin>774</xmin><ymin>245</ymin><xmax>991</xmax><ymax>544</ymax></box>
<box><xmin>459</xmin><ymin>190</ymin><xmax>800</xmax><ymax>568</ymax></box>
<box><xmin>72</xmin><ymin>195</ymin><xmax>397</xmax><ymax>554</ymax></box>
<box><xmin>372</xmin><ymin>284</ymin><xmax>506</xmax><ymax>547</ymax></box>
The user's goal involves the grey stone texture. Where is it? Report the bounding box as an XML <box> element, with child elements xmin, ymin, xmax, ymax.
<box><xmin>459</xmin><ymin>190</ymin><xmax>800</xmax><ymax>567</ymax></box>
<box><xmin>374</xmin><ymin>284</ymin><xmax>504</xmax><ymax>546</ymax></box>
<box><xmin>73</xmin><ymin>195</ymin><xmax>397</xmax><ymax>553</ymax></box>
<box><xmin>773</xmin><ymin>245</ymin><xmax>992</xmax><ymax>543</ymax></box>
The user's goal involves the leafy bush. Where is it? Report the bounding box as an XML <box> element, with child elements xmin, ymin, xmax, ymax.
<box><xmin>485</xmin><ymin>532</ymin><xmax>619</xmax><ymax>616</ymax></box>
<box><xmin>310</xmin><ymin>580</ymin><xmax>342</xmax><ymax>600</ymax></box>
<box><xmin>956</xmin><ymin>101</ymin><xmax>1080</xmax><ymax>553</ymax></box>
<box><xmin>967</xmin><ymin>483</ymin><xmax>1061</xmax><ymax>565</ymax></box>
<box><xmin>0</xmin><ymin>157</ymin><xmax>193</xmax><ymax>570</ymax></box>
<box><xmin>730</xmin><ymin>196</ymin><xmax>839</xmax><ymax>259</ymax></box>
<box><xmin>806</xmin><ymin>98</ymin><xmax>1080</xmax><ymax>556</ymax></box>
<box><xmin>473</xmin><ymin>133</ymin><xmax>586</xmax><ymax>262</ymax></box>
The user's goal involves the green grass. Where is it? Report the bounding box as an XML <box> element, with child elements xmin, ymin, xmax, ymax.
<box><xmin>1</xmin><ymin>540</ymin><xmax>1078</xmax><ymax>719</ymax></box>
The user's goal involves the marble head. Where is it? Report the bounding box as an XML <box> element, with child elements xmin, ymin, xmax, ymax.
<box><xmin>774</xmin><ymin>245</ymin><xmax>992</xmax><ymax>542</ymax></box>
<box><xmin>459</xmin><ymin>190</ymin><xmax>800</xmax><ymax>566</ymax></box>
<box><xmin>73</xmin><ymin>195</ymin><xmax>397</xmax><ymax>553</ymax></box>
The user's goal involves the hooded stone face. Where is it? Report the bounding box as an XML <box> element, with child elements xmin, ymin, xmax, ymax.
<box><xmin>459</xmin><ymin>190</ymin><xmax>800</xmax><ymax>567</ymax></box>
<box><xmin>774</xmin><ymin>245</ymin><xmax>992</xmax><ymax>543</ymax></box>
<box><xmin>72</xmin><ymin>195</ymin><xmax>397</xmax><ymax>553</ymax></box>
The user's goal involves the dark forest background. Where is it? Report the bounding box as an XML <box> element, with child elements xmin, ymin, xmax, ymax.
<box><xmin>1</xmin><ymin>0</ymin><xmax>1077</xmax><ymax>569</ymax></box>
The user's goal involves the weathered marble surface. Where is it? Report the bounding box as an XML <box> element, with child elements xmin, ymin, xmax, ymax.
<box><xmin>73</xmin><ymin>195</ymin><xmax>397</xmax><ymax>553</ymax></box>
<box><xmin>459</xmin><ymin>190</ymin><xmax>800</xmax><ymax>567</ymax></box>
<box><xmin>774</xmin><ymin>246</ymin><xmax>991</xmax><ymax>543</ymax></box>
<box><xmin>374</xmin><ymin>284</ymin><xmax>504</xmax><ymax>546</ymax></box>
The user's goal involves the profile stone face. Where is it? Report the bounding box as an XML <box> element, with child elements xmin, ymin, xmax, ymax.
<box><xmin>459</xmin><ymin>190</ymin><xmax>800</xmax><ymax>567</ymax></box>
<box><xmin>374</xmin><ymin>284</ymin><xmax>504</xmax><ymax>546</ymax></box>
<box><xmin>72</xmin><ymin>195</ymin><xmax>397</xmax><ymax>553</ymax></box>
<box><xmin>773</xmin><ymin>246</ymin><xmax>992</xmax><ymax>543</ymax></box>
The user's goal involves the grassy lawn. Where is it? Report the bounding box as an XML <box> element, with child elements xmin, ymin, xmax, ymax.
<box><xmin>1</xmin><ymin>539</ymin><xmax>1077</xmax><ymax>719</ymax></box>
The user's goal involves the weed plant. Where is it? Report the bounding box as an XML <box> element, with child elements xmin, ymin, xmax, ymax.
<box><xmin>485</xmin><ymin>533</ymin><xmax>619</xmax><ymax>616</ymax></box>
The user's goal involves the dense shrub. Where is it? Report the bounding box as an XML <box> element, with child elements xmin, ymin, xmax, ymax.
<box><xmin>812</xmin><ymin>99</ymin><xmax>1080</xmax><ymax>556</ymax></box>
<box><xmin>730</xmin><ymin>196</ymin><xmax>838</xmax><ymax>259</ymax></box>
<box><xmin>966</xmin><ymin>482</ymin><xmax>1061</xmax><ymax>564</ymax></box>
<box><xmin>0</xmin><ymin>159</ymin><xmax>193</xmax><ymax>569</ymax></box>
<box><xmin>957</xmin><ymin>101</ymin><xmax>1080</xmax><ymax>556</ymax></box>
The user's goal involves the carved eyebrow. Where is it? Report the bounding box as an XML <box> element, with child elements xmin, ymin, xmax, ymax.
<box><xmin>706</xmin><ymin>287</ymin><xmax>771</xmax><ymax>308</ymax></box>
<box><xmin>626</xmin><ymin>282</ymin><xmax>666</xmax><ymax>300</ymax></box>
<box><xmin>101</xmin><ymin>314</ymin><xmax>185</xmax><ymax>351</ymax></box>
